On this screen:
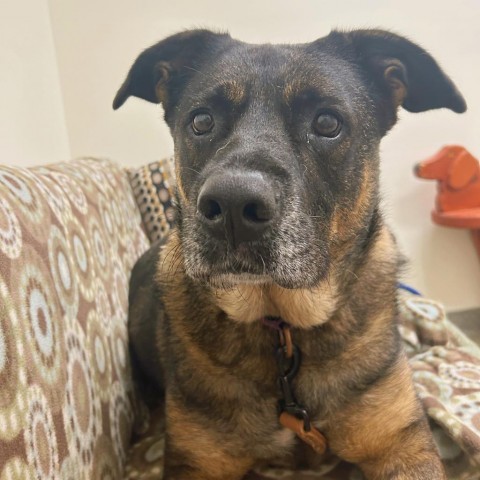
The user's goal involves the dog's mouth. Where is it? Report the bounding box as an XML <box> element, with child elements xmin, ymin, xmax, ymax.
<box><xmin>186</xmin><ymin>244</ymin><xmax>276</xmax><ymax>287</ymax></box>
<box><xmin>181</xmin><ymin>235</ymin><xmax>326</xmax><ymax>290</ymax></box>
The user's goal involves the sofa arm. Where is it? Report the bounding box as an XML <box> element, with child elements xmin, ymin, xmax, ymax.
<box><xmin>0</xmin><ymin>157</ymin><xmax>150</xmax><ymax>478</ymax></box>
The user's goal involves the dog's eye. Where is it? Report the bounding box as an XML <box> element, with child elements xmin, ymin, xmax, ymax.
<box><xmin>192</xmin><ymin>112</ymin><xmax>214</xmax><ymax>135</ymax></box>
<box><xmin>313</xmin><ymin>111</ymin><xmax>342</xmax><ymax>138</ymax></box>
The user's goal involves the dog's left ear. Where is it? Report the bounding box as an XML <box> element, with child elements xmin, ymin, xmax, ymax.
<box><xmin>324</xmin><ymin>30</ymin><xmax>466</xmax><ymax>115</ymax></box>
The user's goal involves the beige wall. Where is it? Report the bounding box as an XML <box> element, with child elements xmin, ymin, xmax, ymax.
<box><xmin>4</xmin><ymin>0</ymin><xmax>480</xmax><ymax>310</ymax></box>
<box><xmin>0</xmin><ymin>0</ymin><xmax>70</xmax><ymax>166</ymax></box>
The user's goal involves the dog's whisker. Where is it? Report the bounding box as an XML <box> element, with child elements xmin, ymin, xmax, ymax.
<box><xmin>183</xmin><ymin>65</ymin><xmax>205</xmax><ymax>76</ymax></box>
<box><xmin>214</xmin><ymin>140</ymin><xmax>232</xmax><ymax>157</ymax></box>
<box><xmin>183</xmin><ymin>166</ymin><xmax>202</xmax><ymax>175</ymax></box>
<box><xmin>345</xmin><ymin>269</ymin><xmax>359</xmax><ymax>281</ymax></box>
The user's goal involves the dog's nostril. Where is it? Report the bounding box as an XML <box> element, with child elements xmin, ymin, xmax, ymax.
<box><xmin>243</xmin><ymin>202</ymin><xmax>270</xmax><ymax>223</ymax></box>
<box><xmin>203</xmin><ymin>199</ymin><xmax>222</xmax><ymax>221</ymax></box>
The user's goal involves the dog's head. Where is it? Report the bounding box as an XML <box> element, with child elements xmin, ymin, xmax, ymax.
<box><xmin>114</xmin><ymin>29</ymin><xmax>465</xmax><ymax>289</ymax></box>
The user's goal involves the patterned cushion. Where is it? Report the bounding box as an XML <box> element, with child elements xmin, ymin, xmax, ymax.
<box><xmin>126</xmin><ymin>160</ymin><xmax>480</xmax><ymax>479</ymax></box>
<box><xmin>0</xmin><ymin>158</ymin><xmax>150</xmax><ymax>478</ymax></box>
<box><xmin>127</xmin><ymin>157</ymin><xmax>176</xmax><ymax>244</ymax></box>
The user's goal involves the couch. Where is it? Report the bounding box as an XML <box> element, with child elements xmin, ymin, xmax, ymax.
<box><xmin>1</xmin><ymin>157</ymin><xmax>480</xmax><ymax>479</ymax></box>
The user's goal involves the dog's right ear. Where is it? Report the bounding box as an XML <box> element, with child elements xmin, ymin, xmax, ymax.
<box><xmin>113</xmin><ymin>29</ymin><xmax>230</xmax><ymax>111</ymax></box>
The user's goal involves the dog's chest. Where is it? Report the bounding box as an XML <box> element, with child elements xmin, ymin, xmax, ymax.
<box><xmin>245</xmin><ymin>364</ymin><xmax>330</xmax><ymax>463</ymax></box>
<box><xmin>240</xmin><ymin>348</ymin><xmax>331</xmax><ymax>442</ymax></box>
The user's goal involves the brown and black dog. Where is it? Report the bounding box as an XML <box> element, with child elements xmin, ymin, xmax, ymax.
<box><xmin>114</xmin><ymin>29</ymin><xmax>466</xmax><ymax>479</ymax></box>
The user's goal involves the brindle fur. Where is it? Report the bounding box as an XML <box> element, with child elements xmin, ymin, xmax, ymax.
<box><xmin>117</xmin><ymin>28</ymin><xmax>466</xmax><ymax>479</ymax></box>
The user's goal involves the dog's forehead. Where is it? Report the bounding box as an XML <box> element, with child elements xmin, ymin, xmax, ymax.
<box><xmin>191</xmin><ymin>42</ymin><xmax>361</xmax><ymax>104</ymax></box>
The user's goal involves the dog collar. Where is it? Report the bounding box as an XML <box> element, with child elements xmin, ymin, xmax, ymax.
<box><xmin>261</xmin><ymin>316</ymin><xmax>327</xmax><ymax>455</ymax></box>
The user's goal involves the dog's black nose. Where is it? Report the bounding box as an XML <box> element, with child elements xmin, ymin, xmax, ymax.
<box><xmin>197</xmin><ymin>171</ymin><xmax>277</xmax><ymax>245</ymax></box>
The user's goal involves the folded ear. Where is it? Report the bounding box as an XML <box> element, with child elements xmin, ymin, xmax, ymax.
<box><xmin>113</xmin><ymin>29</ymin><xmax>230</xmax><ymax>111</ymax></box>
<box><xmin>325</xmin><ymin>29</ymin><xmax>466</xmax><ymax>116</ymax></box>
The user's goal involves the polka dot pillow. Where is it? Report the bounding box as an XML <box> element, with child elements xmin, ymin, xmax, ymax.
<box><xmin>0</xmin><ymin>158</ymin><xmax>150</xmax><ymax>479</ymax></box>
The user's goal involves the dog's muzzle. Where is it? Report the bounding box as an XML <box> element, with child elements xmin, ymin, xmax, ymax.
<box><xmin>196</xmin><ymin>171</ymin><xmax>278</xmax><ymax>247</ymax></box>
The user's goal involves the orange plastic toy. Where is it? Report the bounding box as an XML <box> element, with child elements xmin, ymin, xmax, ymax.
<box><xmin>415</xmin><ymin>145</ymin><xmax>480</xmax><ymax>258</ymax></box>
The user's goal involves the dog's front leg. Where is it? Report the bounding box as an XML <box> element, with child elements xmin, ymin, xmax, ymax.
<box><xmin>162</xmin><ymin>394</ymin><xmax>254</xmax><ymax>480</ymax></box>
<box><xmin>326</xmin><ymin>356</ymin><xmax>446</xmax><ymax>480</ymax></box>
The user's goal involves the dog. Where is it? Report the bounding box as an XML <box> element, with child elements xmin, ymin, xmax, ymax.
<box><xmin>415</xmin><ymin>145</ymin><xmax>480</xmax><ymax>212</ymax></box>
<box><xmin>113</xmin><ymin>29</ymin><xmax>466</xmax><ymax>479</ymax></box>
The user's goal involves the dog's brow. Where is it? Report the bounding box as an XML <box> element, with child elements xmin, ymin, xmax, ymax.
<box><xmin>283</xmin><ymin>83</ymin><xmax>330</xmax><ymax>107</ymax></box>
<box><xmin>283</xmin><ymin>83</ymin><xmax>345</xmax><ymax>111</ymax></box>
<box><xmin>283</xmin><ymin>81</ymin><xmax>304</xmax><ymax>105</ymax></box>
<box><xmin>219</xmin><ymin>81</ymin><xmax>247</xmax><ymax>105</ymax></box>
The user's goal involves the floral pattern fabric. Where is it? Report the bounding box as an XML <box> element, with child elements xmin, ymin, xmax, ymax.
<box><xmin>0</xmin><ymin>158</ymin><xmax>150</xmax><ymax>479</ymax></box>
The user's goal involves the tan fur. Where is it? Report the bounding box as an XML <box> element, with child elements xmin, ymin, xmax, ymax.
<box><xmin>327</xmin><ymin>356</ymin><xmax>445</xmax><ymax>479</ymax></box>
<box><xmin>335</xmin><ymin>308</ymin><xmax>393</xmax><ymax>368</ymax></box>
<box><xmin>154</xmin><ymin>63</ymin><xmax>171</xmax><ymax>104</ymax></box>
<box><xmin>155</xmin><ymin>83</ymin><xmax>169</xmax><ymax>105</ymax></box>
<box><xmin>173</xmin><ymin>156</ymin><xmax>189</xmax><ymax>205</ymax></box>
<box><xmin>213</xmin><ymin>276</ymin><xmax>338</xmax><ymax>328</ymax></box>
<box><xmin>328</xmin><ymin>356</ymin><xmax>418</xmax><ymax>459</ymax></box>
<box><xmin>165</xmin><ymin>394</ymin><xmax>255</xmax><ymax>479</ymax></box>
<box><xmin>283</xmin><ymin>81</ymin><xmax>303</xmax><ymax>106</ymax></box>
<box><xmin>373</xmin><ymin>226</ymin><xmax>397</xmax><ymax>263</ymax></box>
<box><xmin>331</xmin><ymin>164</ymin><xmax>374</xmax><ymax>244</ymax></box>
<box><xmin>222</xmin><ymin>81</ymin><xmax>247</xmax><ymax>105</ymax></box>
<box><xmin>384</xmin><ymin>63</ymin><xmax>408</xmax><ymax>108</ymax></box>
